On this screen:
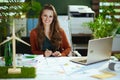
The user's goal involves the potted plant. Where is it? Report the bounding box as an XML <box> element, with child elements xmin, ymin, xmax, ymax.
<box><xmin>86</xmin><ymin>14</ymin><xmax>120</xmax><ymax>39</ymax></box>
<box><xmin>0</xmin><ymin>0</ymin><xmax>26</xmax><ymax>56</ymax></box>
<box><xmin>21</xmin><ymin>0</ymin><xmax>42</xmax><ymax>18</ymax></box>
<box><xmin>85</xmin><ymin>4</ymin><xmax>120</xmax><ymax>39</ymax></box>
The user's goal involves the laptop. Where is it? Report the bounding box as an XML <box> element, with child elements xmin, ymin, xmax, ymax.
<box><xmin>70</xmin><ymin>37</ymin><xmax>113</xmax><ymax>65</ymax></box>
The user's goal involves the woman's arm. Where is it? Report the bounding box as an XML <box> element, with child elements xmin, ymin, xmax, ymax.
<box><xmin>30</xmin><ymin>29</ymin><xmax>44</xmax><ymax>55</ymax></box>
<box><xmin>60</xmin><ymin>29</ymin><xmax>71</xmax><ymax>56</ymax></box>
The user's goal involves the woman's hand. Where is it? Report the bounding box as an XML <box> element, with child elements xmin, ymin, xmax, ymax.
<box><xmin>44</xmin><ymin>49</ymin><xmax>52</xmax><ymax>57</ymax></box>
<box><xmin>52</xmin><ymin>51</ymin><xmax>62</xmax><ymax>57</ymax></box>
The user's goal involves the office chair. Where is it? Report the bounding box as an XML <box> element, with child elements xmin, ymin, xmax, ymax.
<box><xmin>16</xmin><ymin>37</ymin><xmax>32</xmax><ymax>54</ymax></box>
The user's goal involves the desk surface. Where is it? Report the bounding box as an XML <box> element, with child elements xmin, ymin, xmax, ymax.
<box><xmin>0</xmin><ymin>54</ymin><xmax>120</xmax><ymax>80</ymax></box>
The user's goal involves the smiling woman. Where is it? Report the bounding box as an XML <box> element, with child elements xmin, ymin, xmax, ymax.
<box><xmin>30</xmin><ymin>4</ymin><xmax>71</xmax><ymax>57</ymax></box>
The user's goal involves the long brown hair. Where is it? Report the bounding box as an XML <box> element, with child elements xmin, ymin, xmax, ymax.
<box><xmin>35</xmin><ymin>4</ymin><xmax>62</xmax><ymax>50</ymax></box>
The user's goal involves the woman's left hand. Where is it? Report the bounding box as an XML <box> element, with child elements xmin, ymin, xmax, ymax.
<box><xmin>52</xmin><ymin>51</ymin><xmax>62</xmax><ymax>57</ymax></box>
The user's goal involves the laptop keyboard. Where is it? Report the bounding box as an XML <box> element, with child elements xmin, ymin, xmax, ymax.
<box><xmin>70</xmin><ymin>57</ymin><xmax>87</xmax><ymax>64</ymax></box>
<box><xmin>78</xmin><ymin>59</ymin><xmax>87</xmax><ymax>63</ymax></box>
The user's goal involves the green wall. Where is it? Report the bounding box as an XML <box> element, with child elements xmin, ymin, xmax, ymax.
<box><xmin>36</xmin><ymin>0</ymin><xmax>92</xmax><ymax>15</ymax></box>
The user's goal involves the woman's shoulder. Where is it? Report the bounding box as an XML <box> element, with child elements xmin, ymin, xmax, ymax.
<box><xmin>31</xmin><ymin>28</ymin><xmax>37</xmax><ymax>33</ymax></box>
<box><xmin>30</xmin><ymin>28</ymin><xmax>37</xmax><ymax>35</ymax></box>
<box><xmin>59</xmin><ymin>27</ymin><xmax>66</xmax><ymax>34</ymax></box>
<box><xmin>59</xmin><ymin>27</ymin><xmax>64</xmax><ymax>32</ymax></box>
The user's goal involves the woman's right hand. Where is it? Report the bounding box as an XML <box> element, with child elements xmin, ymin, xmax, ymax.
<box><xmin>44</xmin><ymin>49</ymin><xmax>52</xmax><ymax>57</ymax></box>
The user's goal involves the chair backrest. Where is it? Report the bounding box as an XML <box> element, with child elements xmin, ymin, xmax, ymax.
<box><xmin>16</xmin><ymin>37</ymin><xmax>32</xmax><ymax>54</ymax></box>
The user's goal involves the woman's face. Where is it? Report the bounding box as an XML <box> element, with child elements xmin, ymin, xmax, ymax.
<box><xmin>41</xmin><ymin>9</ymin><xmax>54</xmax><ymax>26</ymax></box>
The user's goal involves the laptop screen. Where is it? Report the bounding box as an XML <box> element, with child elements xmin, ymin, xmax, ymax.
<box><xmin>86</xmin><ymin>37</ymin><xmax>113</xmax><ymax>64</ymax></box>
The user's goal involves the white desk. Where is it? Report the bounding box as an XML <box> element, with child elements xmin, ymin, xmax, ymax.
<box><xmin>0</xmin><ymin>54</ymin><xmax>120</xmax><ymax>80</ymax></box>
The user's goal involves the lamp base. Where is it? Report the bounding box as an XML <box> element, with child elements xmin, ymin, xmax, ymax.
<box><xmin>8</xmin><ymin>68</ymin><xmax>21</xmax><ymax>74</ymax></box>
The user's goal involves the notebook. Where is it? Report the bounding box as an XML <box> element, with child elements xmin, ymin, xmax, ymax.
<box><xmin>70</xmin><ymin>37</ymin><xmax>113</xmax><ymax>65</ymax></box>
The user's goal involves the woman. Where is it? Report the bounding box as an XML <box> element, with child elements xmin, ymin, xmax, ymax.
<box><xmin>30</xmin><ymin>4</ymin><xmax>71</xmax><ymax>57</ymax></box>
